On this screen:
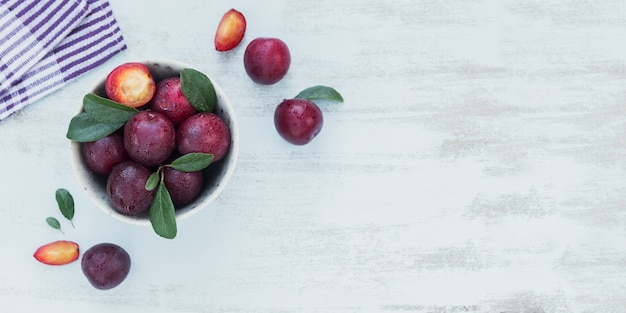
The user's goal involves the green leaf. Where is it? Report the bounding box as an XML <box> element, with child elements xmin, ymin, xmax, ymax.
<box><xmin>170</xmin><ymin>153</ymin><xmax>214</xmax><ymax>172</ymax></box>
<box><xmin>46</xmin><ymin>217</ymin><xmax>64</xmax><ymax>234</ymax></box>
<box><xmin>66</xmin><ymin>112</ymin><xmax>125</xmax><ymax>142</ymax></box>
<box><xmin>66</xmin><ymin>93</ymin><xmax>136</xmax><ymax>143</ymax></box>
<box><xmin>145</xmin><ymin>171</ymin><xmax>161</xmax><ymax>191</ymax></box>
<box><xmin>295</xmin><ymin>85</ymin><xmax>344</xmax><ymax>103</ymax></box>
<box><xmin>55</xmin><ymin>188</ymin><xmax>75</xmax><ymax>227</ymax></box>
<box><xmin>180</xmin><ymin>68</ymin><xmax>217</xmax><ymax>112</ymax></box>
<box><xmin>149</xmin><ymin>183</ymin><xmax>177</xmax><ymax>239</ymax></box>
<box><xmin>83</xmin><ymin>93</ymin><xmax>138</xmax><ymax>124</ymax></box>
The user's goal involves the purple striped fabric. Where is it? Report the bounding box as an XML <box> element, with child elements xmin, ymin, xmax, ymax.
<box><xmin>0</xmin><ymin>0</ymin><xmax>126</xmax><ymax>120</ymax></box>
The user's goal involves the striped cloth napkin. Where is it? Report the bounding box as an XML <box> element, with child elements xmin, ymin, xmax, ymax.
<box><xmin>0</xmin><ymin>0</ymin><xmax>127</xmax><ymax>120</ymax></box>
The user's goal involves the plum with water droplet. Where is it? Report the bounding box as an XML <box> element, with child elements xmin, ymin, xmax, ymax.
<box><xmin>106</xmin><ymin>160</ymin><xmax>155</xmax><ymax>215</ymax></box>
<box><xmin>243</xmin><ymin>37</ymin><xmax>290</xmax><ymax>85</ymax></box>
<box><xmin>274</xmin><ymin>98</ymin><xmax>323</xmax><ymax>145</ymax></box>
<box><xmin>177</xmin><ymin>112</ymin><xmax>231</xmax><ymax>162</ymax></box>
<box><xmin>163</xmin><ymin>167</ymin><xmax>203</xmax><ymax>206</ymax></box>
<box><xmin>124</xmin><ymin>111</ymin><xmax>175</xmax><ymax>167</ymax></box>
<box><xmin>82</xmin><ymin>132</ymin><xmax>129</xmax><ymax>175</ymax></box>
<box><xmin>149</xmin><ymin>77</ymin><xmax>196</xmax><ymax>126</ymax></box>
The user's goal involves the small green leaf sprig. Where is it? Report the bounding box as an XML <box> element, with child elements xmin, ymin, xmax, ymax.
<box><xmin>46</xmin><ymin>188</ymin><xmax>75</xmax><ymax>233</ymax></box>
<box><xmin>66</xmin><ymin>66</ymin><xmax>218</xmax><ymax>239</ymax></box>
<box><xmin>145</xmin><ymin>153</ymin><xmax>214</xmax><ymax>239</ymax></box>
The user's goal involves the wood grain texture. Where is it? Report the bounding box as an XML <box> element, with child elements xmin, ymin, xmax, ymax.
<box><xmin>0</xmin><ymin>0</ymin><xmax>625</xmax><ymax>312</ymax></box>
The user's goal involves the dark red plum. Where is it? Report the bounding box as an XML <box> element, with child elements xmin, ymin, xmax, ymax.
<box><xmin>163</xmin><ymin>167</ymin><xmax>203</xmax><ymax>206</ymax></box>
<box><xmin>243</xmin><ymin>37</ymin><xmax>290</xmax><ymax>85</ymax></box>
<box><xmin>124</xmin><ymin>111</ymin><xmax>175</xmax><ymax>167</ymax></box>
<box><xmin>177</xmin><ymin>112</ymin><xmax>231</xmax><ymax>162</ymax></box>
<box><xmin>274</xmin><ymin>98</ymin><xmax>323</xmax><ymax>145</ymax></box>
<box><xmin>82</xmin><ymin>132</ymin><xmax>129</xmax><ymax>175</ymax></box>
<box><xmin>149</xmin><ymin>77</ymin><xmax>196</xmax><ymax>126</ymax></box>
<box><xmin>106</xmin><ymin>161</ymin><xmax>155</xmax><ymax>215</ymax></box>
<box><xmin>81</xmin><ymin>243</ymin><xmax>131</xmax><ymax>290</ymax></box>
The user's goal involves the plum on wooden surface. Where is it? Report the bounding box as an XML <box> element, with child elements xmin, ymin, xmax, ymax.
<box><xmin>33</xmin><ymin>240</ymin><xmax>80</xmax><ymax>266</ymax></box>
<box><xmin>243</xmin><ymin>37</ymin><xmax>290</xmax><ymax>85</ymax></box>
<box><xmin>81</xmin><ymin>243</ymin><xmax>131</xmax><ymax>290</ymax></box>
<box><xmin>274</xmin><ymin>98</ymin><xmax>324</xmax><ymax>145</ymax></box>
<box><xmin>273</xmin><ymin>86</ymin><xmax>343</xmax><ymax>145</ymax></box>
<box><xmin>214</xmin><ymin>9</ymin><xmax>246</xmax><ymax>51</ymax></box>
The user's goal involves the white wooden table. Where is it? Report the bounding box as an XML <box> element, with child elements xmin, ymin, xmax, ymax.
<box><xmin>1</xmin><ymin>0</ymin><xmax>625</xmax><ymax>312</ymax></box>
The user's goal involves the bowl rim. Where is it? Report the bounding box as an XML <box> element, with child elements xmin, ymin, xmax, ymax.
<box><xmin>70</xmin><ymin>58</ymin><xmax>239</xmax><ymax>226</ymax></box>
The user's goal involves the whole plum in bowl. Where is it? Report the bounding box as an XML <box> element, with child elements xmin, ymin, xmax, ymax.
<box><xmin>68</xmin><ymin>59</ymin><xmax>239</xmax><ymax>239</ymax></box>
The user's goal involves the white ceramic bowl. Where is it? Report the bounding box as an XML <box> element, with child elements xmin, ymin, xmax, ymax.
<box><xmin>70</xmin><ymin>59</ymin><xmax>239</xmax><ymax>226</ymax></box>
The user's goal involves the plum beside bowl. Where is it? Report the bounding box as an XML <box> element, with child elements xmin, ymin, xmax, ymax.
<box><xmin>70</xmin><ymin>59</ymin><xmax>239</xmax><ymax>226</ymax></box>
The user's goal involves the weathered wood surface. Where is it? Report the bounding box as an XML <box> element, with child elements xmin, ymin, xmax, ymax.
<box><xmin>1</xmin><ymin>0</ymin><xmax>624</xmax><ymax>312</ymax></box>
